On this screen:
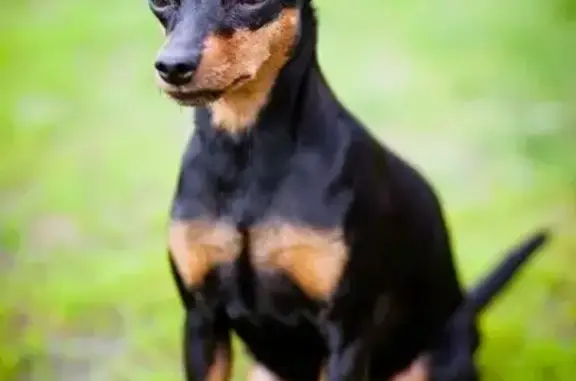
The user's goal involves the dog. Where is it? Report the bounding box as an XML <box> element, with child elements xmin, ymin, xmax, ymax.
<box><xmin>147</xmin><ymin>0</ymin><xmax>549</xmax><ymax>380</ymax></box>
<box><xmin>392</xmin><ymin>231</ymin><xmax>548</xmax><ymax>381</ymax></box>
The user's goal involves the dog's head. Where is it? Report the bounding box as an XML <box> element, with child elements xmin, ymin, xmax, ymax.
<box><xmin>149</xmin><ymin>0</ymin><xmax>304</xmax><ymax>130</ymax></box>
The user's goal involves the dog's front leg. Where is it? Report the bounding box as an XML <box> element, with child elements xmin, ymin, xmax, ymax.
<box><xmin>168</xmin><ymin>220</ymin><xmax>240</xmax><ymax>381</ymax></box>
<box><xmin>325</xmin><ymin>332</ymin><xmax>367</xmax><ymax>381</ymax></box>
<box><xmin>183</xmin><ymin>306</ymin><xmax>232</xmax><ymax>381</ymax></box>
<box><xmin>320</xmin><ymin>292</ymin><xmax>396</xmax><ymax>381</ymax></box>
<box><xmin>321</xmin><ymin>310</ymin><xmax>373</xmax><ymax>381</ymax></box>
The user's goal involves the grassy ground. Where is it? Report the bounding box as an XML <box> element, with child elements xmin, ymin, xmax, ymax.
<box><xmin>1</xmin><ymin>1</ymin><xmax>575</xmax><ymax>380</ymax></box>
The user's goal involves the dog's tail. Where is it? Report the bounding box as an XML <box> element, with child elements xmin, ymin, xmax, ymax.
<box><xmin>464</xmin><ymin>229</ymin><xmax>549</xmax><ymax>315</ymax></box>
<box><xmin>425</xmin><ymin>230</ymin><xmax>550</xmax><ymax>379</ymax></box>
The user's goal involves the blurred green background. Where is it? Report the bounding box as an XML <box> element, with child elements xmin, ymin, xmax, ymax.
<box><xmin>1</xmin><ymin>0</ymin><xmax>575</xmax><ymax>380</ymax></box>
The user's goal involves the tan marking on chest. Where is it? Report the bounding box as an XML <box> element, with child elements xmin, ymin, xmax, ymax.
<box><xmin>207</xmin><ymin>343</ymin><xmax>233</xmax><ymax>381</ymax></box>
<box><xmin>250</xmin><ymin>223</ymin><xmax>348</xmax><ymax>300</ymax></box>
<box><xmin>168</xmin><ymin>220</ymin><xmax>241</xmax><ymax>288</ymax></box>
<box><xmin>207</xmin><ymin>9</ymin><xmax>299</xmax><ymax>133</ymax></box>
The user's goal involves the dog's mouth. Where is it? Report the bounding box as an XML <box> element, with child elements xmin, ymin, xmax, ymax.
<box><xmin>162</xmin><ymin>75</ymin><xmax>252</xmax><ymax>106</ymax></box>
<box><xmin>166</xmin><ymin>89</ymin><xmax>224</xmax><ymax>106</ymax></box>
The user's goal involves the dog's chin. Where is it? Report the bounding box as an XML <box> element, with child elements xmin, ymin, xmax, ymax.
<box><xmin>165</xmin><ymin>89</ymin><xmax>224</xmax><ymax>107</ymax></box>
<box><xmin>159</xmin><ymin>75</ymin><xmax>253</xmax><ymax>107</ymax></box>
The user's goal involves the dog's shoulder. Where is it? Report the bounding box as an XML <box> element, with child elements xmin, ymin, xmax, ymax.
<box><xmin>340</xmin><ymin>114</ymin><xmax>460</xmax><ymax>279</ymax></box>
<box><xmin>336</xmin><ymin>113</ymin><xmax>440</xmax><ymax>217</ymax></box>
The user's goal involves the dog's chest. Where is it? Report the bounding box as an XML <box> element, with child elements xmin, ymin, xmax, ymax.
<box><xmin>170</xmin><ymin>129</ymin><xmax>353</xmax><ymax>317</ymax></box>
<box><xmin>169</xmin><ymin>218</ymin><xmax>349</xmax><ymax>316</ymax></box>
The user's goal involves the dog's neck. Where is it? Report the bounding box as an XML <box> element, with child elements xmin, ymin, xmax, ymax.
<box><xmin>256</xmin><ymin>3</ymin><xmax>322</xmax><ymax>129</ymax></box>
<box><xmin>176</xmin><ymin>5</ymin><xmax>350</xmax><ymax>226</ymax></box>
<box><xmin>194</xmin><ymin>4</ymin><xmax>337</xmax><ymax>140</ymax></box>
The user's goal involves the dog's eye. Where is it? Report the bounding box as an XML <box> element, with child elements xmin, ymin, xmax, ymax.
<box><xmin>150</xmin><ymin>0</ymin><xmax>177</xmax><ymax>10</ymax></box>
<box><xmin>221</xmin><ymin>0</ymin><xmax>266</xmax><ymax>10</ymax></box>
<box><xmin>237</xmin><ymin>0</ymin><xmax>267</xmax><ymax>6</ymax></box>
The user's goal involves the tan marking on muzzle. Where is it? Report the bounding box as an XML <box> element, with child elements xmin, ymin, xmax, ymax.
<box><xmin>154</xmin><ymin>8</ymin><xmax>299</xmax><ymax>132</ymax></box>
<box><xmin>204</xmin><ymin>9</ymin><xmax>299</xmax><ymax>133</ymax></box>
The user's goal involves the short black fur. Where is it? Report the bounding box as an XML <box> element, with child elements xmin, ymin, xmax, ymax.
<box><xmin>154</xmin><ymin>1</ymin><xmax>550</xmax><ymax>380</ymax></box>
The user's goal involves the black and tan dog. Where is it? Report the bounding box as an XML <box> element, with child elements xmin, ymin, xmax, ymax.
<box><xmin>147</xmin><ymin>0</ymin><xmax>548</xmax><ymax>380</ymax></box>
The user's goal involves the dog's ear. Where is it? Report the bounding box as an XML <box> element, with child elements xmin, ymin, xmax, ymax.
<box><xmin>467</xmin><ymin>229</ymin><xmax>548</xmax><ymax>314</ymax></box>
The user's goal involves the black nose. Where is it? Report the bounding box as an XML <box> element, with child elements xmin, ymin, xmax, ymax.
<box><xmin>155</xmin><ymin>55</ymin><xmax>198</xmax><ymax>86</ymax></box>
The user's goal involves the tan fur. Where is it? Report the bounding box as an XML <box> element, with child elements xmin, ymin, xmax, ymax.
<box><xmin>168</xmin><ymin>220</ymin><xmax>242</xmax><ymax>288</ymax></box>
<box><xmin>248</xmin><ymin>363</ymin><xmax>284</xmax><ymax>381</ymax></box>
<box><xmin>250</xmin><ymin>223</ymin><xmax>348</xmax><ymax>300</ymax></box>
<box><xmin>317</xmin><ymin>363</ymin><xmax>328</xmax><ymax>381</ymax></box>
<box><xmin>207</xmin><ymin>343</ymin><xmax>233</xmax><ymax>381</ymax></box>
<box><xmin>390</xmin><ymin>355</ymin><xmax>430</xmax><ymax>381</ymax></box>
<box><xmin>206</xmin><ymin>9</ymin><xmax>299</xmax><ymax>132</ymax></box>
<box><xmin>155</xmin><ymin>9</ymin><xmax>299</xmax><ymax>133</ymax></box>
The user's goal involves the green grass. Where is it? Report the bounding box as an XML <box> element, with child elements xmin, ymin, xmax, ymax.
<box><xmin>1</xmin><ymin>1</ymin><xmax>575</xmax><ymax>380</ymax></box>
